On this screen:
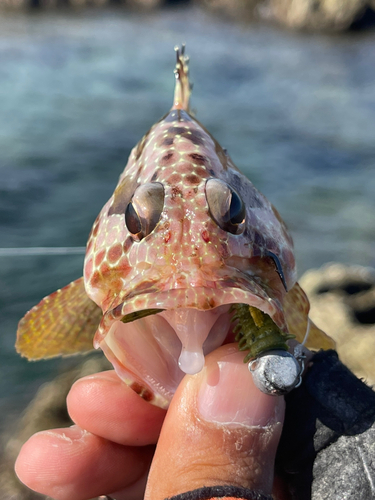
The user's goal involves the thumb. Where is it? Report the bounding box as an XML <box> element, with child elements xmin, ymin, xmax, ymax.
<box><xmin>145</xmin><ymin>343</ymin><xmax>285</xmax><ymax>500</ymax></box>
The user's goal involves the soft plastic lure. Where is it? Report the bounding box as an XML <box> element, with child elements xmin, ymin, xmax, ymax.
<box><xmin>16</xmin><ymin>46</ymin><xmax>335</xmax><ymax>407</ymax></box>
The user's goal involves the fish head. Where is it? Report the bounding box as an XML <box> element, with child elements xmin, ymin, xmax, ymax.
<box><xmin>83</xmin><ymin>49</ymin><xmax>297</xmax><ymax>408</ymax></box>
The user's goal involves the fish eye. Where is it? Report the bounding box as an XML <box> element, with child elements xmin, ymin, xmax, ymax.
<box><xmin>125</xmin><ymin>183</ymin><xmax>164</xmax><ymax>241</ymax></box>
<box><xmin>205</xmin><ymin>178</ymin><xmax>245</xmax><ymax>235</ymax></box>
<box><xmin>125</xmin><ymin>202</ymin><xmax>142</xmax><ymax>235</ymax></box>
<box><xmin>229</xmin><ymin>190</ymin><xmax>245</xmax><ymax>225</ymax></box>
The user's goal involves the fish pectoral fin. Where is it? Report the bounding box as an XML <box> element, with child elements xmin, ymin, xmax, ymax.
<box><xmin>283</xmin><ymin>282</ymin><xmax>336</xmax><ymax>350</ymax></box>
<box><xmin>16</xmin><ymin>277</ymin><xmax>102</xmax><ymax>360</ymax></box>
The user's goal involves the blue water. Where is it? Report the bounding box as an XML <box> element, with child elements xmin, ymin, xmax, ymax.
<box><xmin>1</xmin><ymin>7</ymin><xmax>375</xmax><ymax>430</ymax></box>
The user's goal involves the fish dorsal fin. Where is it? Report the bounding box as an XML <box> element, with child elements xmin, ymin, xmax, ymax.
<box><xmin>172</xmin><ymin>44</ymin><xmax>191</xmax><ymax>112</ymax></box>
<box><xmin>16</xmin><ymin>277</ymin><xmax>102</xmax><ymax>360</ymax></box>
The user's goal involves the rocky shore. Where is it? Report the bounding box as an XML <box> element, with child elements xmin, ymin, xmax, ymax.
<box><xmin>202</xmin><ymin>0</ymin><xmax>375</xmax><ymax>31</ymax></box>
<box><xmin>300</xmin><ymin>263</ymin><xmax>375</xmax><ymax>387</ymax></box>
<box><xmin>1</xmin><ymin>263</ymin><xmax>374</xmax><ymax>499</ymax></box>
<box><xmin>1</xmin><ymin>0</ymin><xmax>375</xmax><ymax>32</ymax></box>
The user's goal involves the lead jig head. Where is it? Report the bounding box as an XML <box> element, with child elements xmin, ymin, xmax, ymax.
<box><xmin>248</xmin><ymin>349</ymin><xmax>305</xmax><ymax>396</ymax></box>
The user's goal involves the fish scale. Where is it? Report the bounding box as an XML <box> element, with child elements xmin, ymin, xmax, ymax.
<box><xmin>16</xmin><ymin>46</ymin><xmax>335</xmax><ymax>408</ymax></box>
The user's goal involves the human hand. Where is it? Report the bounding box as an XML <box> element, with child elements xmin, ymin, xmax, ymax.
<box><xmin>15</xmin><ymin>343</ymin><xmax>285</xmax><ymax>500</ymax></box>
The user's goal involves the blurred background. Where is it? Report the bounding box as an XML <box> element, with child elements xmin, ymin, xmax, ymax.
<box><xmin>0</xmin><ymin>1</ymin><xmax>375</xmax><ymax>497</ymax></box>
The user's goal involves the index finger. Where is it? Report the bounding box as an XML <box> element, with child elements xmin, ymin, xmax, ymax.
<box><xmin>67</xmin><ymin>370</ymin><xmax>166</xmax><ymax>446</ymax></box>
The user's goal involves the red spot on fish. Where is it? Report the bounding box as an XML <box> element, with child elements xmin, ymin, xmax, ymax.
<box><xmin>91</xmin><ymin>271</ymin><xmax>101</xmax><ymax>287</ymax></box>
<box><xmin>92</xmin><ymin>221</ymin><xmax>100</xmax><ymax>238</ymax></box>
<box><xmin>141</xmin><ymin>388</ymin><xmax>154</xmax><ymax>402</ymax></box>
<box><xmin>201</xmin><ymin>230</ymin><xmax>210</xmax><ymax>243</ymax></box>
<box><xmin>86</xmin><ymin>238</ymin><xmax>93</xmax><ymax>253</ymax></box>
<box><xmin>164</xmin><ymin>231</ymin><xmax>172</xmax><ymax>243</ymax></box>
<box><xmin>118</xmin><ymin>256</ymin><xmax>131</xmax><ymax>276</ymax></box>
<box><xmin>167</xmin><ymin>173</ymin><xmax>182</xmax><ymax>184</ymax></box>
<box><xmin>100</xmin><ymin>262</ymin><xmax>110</xmax><ymax>276</ymax></box>
<box><xmin>123</xmin><ymin>237</ymin><xmax>133</xmax><ymax>253</ymax></box>
<box><xmin>171</xmin><ymin>186</ymin><xmax>183</xmax><ymax>200</ymax></box>
<box><xmin>186</xmin><ymin>174</ymin><xmax>200</xmax><ymax>185</ymax></box>
<box><xmin>195</xmin><ymin>166</ymin><xmax>210</xmax><ymax>178</ymax></box>
<box><xmin>112</xmin><ymin>304</ymin><xmax>123</xmax><ymax>319</ymax></box>
<box><xmin>108</xmin><ymin>244</ymin><xmax>122</xmax><ymax>263</ymax></box>
<box><xmin>85</xmin><ymin>258</ymin><xmax>93</xmax><ymax>281</ymax></box>
<box><xmin>130</xmin><ymin>381</ymin><xmax>143</xmax><ymax>394</ymax></box>
<box><xmin>130</xmin><ymin>382</ymin><xmax>154</xmax><ymax>402</ymax></box>
<box><xmin>95</xmin><ymin>250</ymin><xmax>106</xmax><ymax>267</ymax></box>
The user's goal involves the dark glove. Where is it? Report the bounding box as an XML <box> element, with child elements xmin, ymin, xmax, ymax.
<box><xmin>166</xmin><ymin>485</ymin><xmax>273</xmax><ymax>499</ymax></box>
<box><xmin>276</xmin><ymin>350</ymin><xmax>375</xmax><ymax>500</ymax></box>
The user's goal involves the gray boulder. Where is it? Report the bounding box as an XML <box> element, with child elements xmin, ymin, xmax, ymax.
<box><xmin>300</xmin><ymin>262</ymin><xmax>375</xmax><ymax>386</ymax></box>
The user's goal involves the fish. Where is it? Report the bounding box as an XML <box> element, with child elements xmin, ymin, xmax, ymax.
<box><xmin>16</xmin><ymin>46</ymin><xmax>334</xmax><ymax>408</ymax></box>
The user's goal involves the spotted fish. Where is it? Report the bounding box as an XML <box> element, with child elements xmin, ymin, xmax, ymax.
<box><xmin>16</xmin><ymin>47</ymin><xmax>334</xmax><ymax>408</ymax></box>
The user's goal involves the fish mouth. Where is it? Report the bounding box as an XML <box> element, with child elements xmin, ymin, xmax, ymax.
<box><xmin>95</xmin><ymin>279</ymin><xmax>287</xmax><ymax>409</ymax></box>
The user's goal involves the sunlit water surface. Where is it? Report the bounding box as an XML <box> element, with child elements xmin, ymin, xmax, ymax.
<box><xmin>1</xmin><ymin>8</ymin><xmax>375</xmax><ymax>432</ymax></box>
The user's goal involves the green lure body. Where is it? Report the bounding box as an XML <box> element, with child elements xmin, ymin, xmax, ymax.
<box><xmin>232</xmin><ymin>304</ymin><xmax>295</xmax><ymax>363</ymax></box>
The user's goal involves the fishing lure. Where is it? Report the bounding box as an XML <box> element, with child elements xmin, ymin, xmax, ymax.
<box><xmin>16</xmin><ymin>46</ymin><xmax>335</xmax><ymax>407</ymax></box>
<box><xmin>231</xmin><ymin>303</ymin><xmax>305</xmax><ymax>394</ymax></box>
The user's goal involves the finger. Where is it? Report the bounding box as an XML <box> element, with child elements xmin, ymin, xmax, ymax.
<box><xmin>15</xmin><ymin>425</ymin><xmax>153</xmax><ymax>500</ymax></box>
<box><xmin>145</xmin><ymin>343</ymin><xmax>285</xmax><ymax>500</ymax></box>
<box><xmin>107</xmin><ymin>468</ymin><xmax>149</xmax><ymax>500</ymax></box>
<box><xmin>67</xmin><ymin>370</ymin><xmax>166</xmax><ymax>446</ymax></box>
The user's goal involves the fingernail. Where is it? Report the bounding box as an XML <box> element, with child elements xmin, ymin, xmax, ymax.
<box><xmin>40</xmin><ymin>425</ymin><xmax>88</xmax><ymax>443</ymax></box>
<box><xmin>198</xmin><ymin>351</ymin><xmax>284</xmax><ymax>427</ymax></box>
<box><xmin>76</xmin><ymin>370</ymin><xmax>117</xmax><ymax>383</ymax></box>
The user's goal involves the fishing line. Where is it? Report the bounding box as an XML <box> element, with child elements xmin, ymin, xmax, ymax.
<box><xmin>301</xmin><ymin>316</ymin><xmax>311</xmax><ymax>346</ymax></box>
<box><xmin>0</xmin><ymin>247</ymin><xmax>86</xmax><ymax>256</ymax></box>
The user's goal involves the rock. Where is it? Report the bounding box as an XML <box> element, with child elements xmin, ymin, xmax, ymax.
<box><xmin>199</xmin><ymin>0</ymin><xmax>374</xmax><ymax>31</ymax></box>
<box><xmin>0</xmin><ymin>355</ymin><xmax>111</xmax><ymax>500</ymax></box>
<box><xmin>265</xmin><ymin>0</ymin><xmax>367</xmax><ymax>31</ymax></box>
<box><xmin>300</xmin><ymin>263</ymin><xmax>375</xmax><ymax>387</ymax></box>
<box><xmin>199</xmin><ymin>0</ymin><xmax>259</xmax><ymax>21</ymax></box>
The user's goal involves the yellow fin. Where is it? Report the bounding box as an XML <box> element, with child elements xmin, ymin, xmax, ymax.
<box><xmin>249</xmin><ymin>305</ymin><xmax>265</xmax><ymax>328</ymax></box>
<box><xmin>283</xmin><ymin>282</ymin><xmax>336</xmax><ymax>350</ymax></box>
<box><xmin>16</xmin><ymin>277</ymin><xmax>102</xmax><ymax>360</ymax></box>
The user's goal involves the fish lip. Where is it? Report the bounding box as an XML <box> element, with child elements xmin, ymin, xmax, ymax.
<box><xmin>93</xmin><ymin>277</ymin><xmax>287</xmax><ymax>348</ymax></box>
